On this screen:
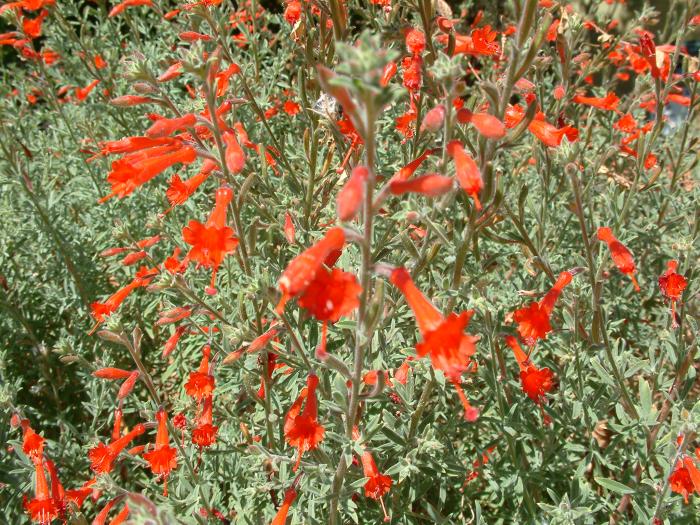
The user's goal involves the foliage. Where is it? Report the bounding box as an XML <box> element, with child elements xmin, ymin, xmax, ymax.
<box><xmin>0</xmin><ymin>0</ymin><xmax>699</xmax><ymax>524</ymax></box>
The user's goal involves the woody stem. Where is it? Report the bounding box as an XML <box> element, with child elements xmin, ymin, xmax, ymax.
<box><xmin>202</xmin><ymin>79</ymin><xmax>251</xmax><ymax>276</ymax></box>
<box><xmin>329</xmin><ymin>104</ymin><xmax>377</xmax><ymax>524</ymax></box>
<box><xmin>569</xmin><ymin>169</ymin><xmax>638</xmax><ymax>420</ymax></box>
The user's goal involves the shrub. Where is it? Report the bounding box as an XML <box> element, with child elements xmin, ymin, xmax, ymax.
<box><xmin>0</xmin><ymin>0</ymin><xmax>699</xmax><ymax>523</ymax></box>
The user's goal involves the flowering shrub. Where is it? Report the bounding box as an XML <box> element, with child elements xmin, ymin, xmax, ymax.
<box><xmin>0</xmin><ymin>0</ymin><xmax>699</xmax><ymax>523</ymax></box>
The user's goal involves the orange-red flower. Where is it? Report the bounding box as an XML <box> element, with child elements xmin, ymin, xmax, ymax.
<box><xmin>512</xmin><ymin>271</ymin><xmax>573</xmax><ymax>346</ymax></box>
<box><xmin>24</xmin><ymin>460</ymin><xmax>58</xmax><ymax>525</ymax></box>
<box><xmin>390</xmin><ymin>268</ymin><xmax>479</xmax><ymax>421</ymax></box>
<box><xmin>185</xmin><ymin>345</ymin><xmax>215</xmax><ymax>401</ymax></box>
<box><xmin>21</xmin><ymin>420</ymin><xmax>44</xmax><ymax>463</ymax></box>
<box><xmin>108</xmin><ymin>0</ymin><xmax>152</xmax><ymax>17</ymax></box>
<box><xmin>505</xmin><ymin>336</ymin><xmax>555</xmax><ymax>405</ymax></box>
<box><xmin>192</xmin><ymin>396</ymin><xmax>218</xmax><ymax>449</ymax></box>
<box><xmin>572</xmin><ymin>91</ymin><xmax>619</xmax><ymax>111</ymax></box>
<box><xmin>448</xmin><ymin>140</ymin><xmax>483</xmax><ymax>210</ymax></box>
<box><xmin>336</xmin><ymin>165</ymin><xmax>368</xmax><ymax>222</ymax></box>
<box><xmin>361</xmin><ymin>450</ymin><xmax>392</xmax><ymax>500</ymax></box>
<box><xmin>146</xmin><ymin>113</ymin><xmax>197</xmax><ymax>138</ymax></box>
<box><xmin>389</xmin><ymin>174</ymin><xmax>453</xmax><ymax>197</ymax></box>
<box><xmin>658</xmin><ymin>260</ymin><xmax>687</xmax><ymax>328</ymax></box>
<box><xmin>270</xmin><ymin>486</ymin><xmax>297</xmax><ymax>525</ymax></box>
<box><xmin>91</xmin><ymin>268</ymin><xmax>155</xmax><ymax>321</ymax></box>
<box><xmin>456</xmin><ymin>109</ymin><xmax>506</xmax><ymax>139</ymax></box>
<box><xmin>438</xmin><ymin>25</ymin><xmax>499</xmax><ymax>56</ymax></box>
<box><xmin>100</xmin><ymin>142</ymin><xmax>196</xmax><ymax>202</ymax></box>
<box><xmin>669</xmin><ymin>454</ymin><xmax>700</xmax><ymax>504</ymax></box>
<box><xmin>597</xmin><ymin>227</ymin><xmax>640</xmax><ymax>291</ymax></box>
<box><xmin>284</xmin><ymin>374</ymin><xmax>325</xmax><ymax>471</ymax></box>
<box><xmin>88</xmin><ymin>423</ymin><xmax>146</xmax><ymax>474</ymax></box>
<box><xmin>276</xmin><ymin>227</ymin><xmax>346</xmax><ymax>313</ymax></box>
<box><xmin>182</xmin><ymin>186</ymin><xmax>239</xmax><ymax>294</ymax></box>
<box><xmin>143</xmin><ymin>409</ymin><xmax>178</xmax><ymax>495</ymax></box>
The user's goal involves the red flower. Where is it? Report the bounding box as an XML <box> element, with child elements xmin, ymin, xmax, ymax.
<box><xmin>100</xmin><ymin>142</ymin><xmax>196</xmax><ymax>202</ymax></box>
<box><xmin>182</xmin><ymin>186</ymin><xmax>239</xmax><ymax>293</ymax></box>
<box><xmin>284</xmin><ymin>211</ymin><xmax>295</xmax><ymax>244</ymax></box>
<box><xmin>456</xmin><ymin>109</ymin><xmax>506</xmax><ymax>139</ymax></box>
<box><xmin>448</xmin><ymin>140</ymin><xmax>483</xmax><ymax>210</ymax></box>
<box><xmin>74</xmin><ymin>79</ymin><xmax>100</xmax><ymax>102</ymax></box>
<box><xmin>438</xmin><ymin>26</ymin><xmax>499</xmax><ymax>56</ymax></box>
<box><xmin>389</xmin><ymin>174</ymin><xmax>453</xmax><ymax>197</ymax></box>
<box><xmin>185</xmin><ymin>345</ymin><xmax>216</xmax><ymax>401</ymax></box>
<box><xmin>88</xmin><ymin>424</ymin><xmax>146</xmax><ymax>474</ymax></box>
<box><xmin>143</xmin><ymin>409</ymin><xmax>178</xmax><ymax>495</ymax></box>
<box><xmin>223</xmin><ymin>130</ymin><xmax>246</xmax><ymax>174</ymax></box>
<box><xmin>512</xmin><ymin>271</ymin><xmax>573</xmax><ymax>346</ymax></box>
<box><xmin>192</xmin><ymin>396</ymin><xmax>218</xmax><ymax>449</ymax></box>
<box><xmin>336</xmin><ymin>165</ymin><xmax>369</xmax><ymax>222</ymax></box>
<box><xmin>276</xmin><ymin>227</ymin><xmax>346</xmax><ymax>313</ymax></box>
<box><xmin>91</xmin><ymin>269</ymin><xmax>154</xmax><ymax>321</ymax></box>
<box><xmin>572</xmin><ymin>91</ymin><xmax>619</xmax><ymax>111</ymax></box>
<box><xmin>108</xmin><ymin>0</ymin><xmax>152</xmax><ymax>17</ymax></box>
<box><xmin>146</xmin><ymin>113</ymin><xmax>197</xmax><ymax>138</ymax></box>
<box><xmin>21</xmin><ymin>420</ymin><xmax>44</xmax><ymax>463</ymax></box>
<box><xmin>505</xmin><ymin>336</ymin><xmax>555</xmax><ymax>404</ymax></box>
<box><xmin>404</xmin><ymin>27</ymin><xmax>426</xmax><ymax>55</ymax></box>
<box><xmin>420</xmin><ymin>104</ymin><xmax>446</xmax><ymax>133</ymax></box>
<box><xmin>390</xmin><ymin>268</ymin><xmax>479</xmax><ymax>421</ymax></box>
<box><xmin>597</xmin><ymin>227</ymin><xmax>640</xmax><ymax>291</ymax></box>
<box><xmin>270</xmin><ymin>486</ymin><xmax>297</xmax><ymax>525</ymax></box>
<box><xmin>284</xmin><ymin>374</ymin><xmax>325</xmax><ymax>471</ymax></box>
<box><xmin>658</xmin><ymin>260</ymin><xmax>687</xmax><ymax>328</ymax></box>
<box><xmin>24</xmin><ymin>461</ymin><xmax>58</xmax><ymax>525</ymax></box>
<box><xmin>163</xmin><ymin>325</ymin><xmax>187</xmax><ymax>358</ymax></box>
<box><xmin>669</xmin><ymin>455</ymin><xmax>700</xmax><ymax>504</ymax></box>
<box><xmin>361</xmin><ymin>450</ymin><xmax>392</xmax><ymax>500</ymax></box>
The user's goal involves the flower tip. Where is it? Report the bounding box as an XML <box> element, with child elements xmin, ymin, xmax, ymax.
<box><xmin>205</xmin><ymin>286</ymin><xmax>218</xmax><ymax>296</ymax></box>
<box><xmin>464</xmin><ymin>406</ymin><xmax>480</xmax><ymax>422</ymax></box>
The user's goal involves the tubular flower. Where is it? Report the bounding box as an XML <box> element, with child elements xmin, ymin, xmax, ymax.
<box><xmin>389</xmin><ymin>174</ymin><xmax>453</xmax><ymax>197</ymax></box>
<box><xmin>438</xmin><ymin>25</ymin><xmax>499</xmax><ymax>56</ymax></box>
<box><xmin>420</xmin><ymin>104</ymin><xmax>446</xmax><ymax>133</ymax></box>
<box><xmin>597</xmin><ymin>227</ymin><xmax>640</xmax><ymax>291</ymax></box>
<box><xmin>90</xmin><ymin>268</ymin><xmax>155</xmax><ymax>321</ymax></box>
<box><xmin>297</xmin><ymin>266</ymin><xmax>361</xmax><ymax>356</ymax></box>
<box><xmin>572</xmin><ymin>91</ymin><xmax>619</xmax><ymax>111</ymax></box>
<box><xmin>512</xmin><ymin>271</ymin><xmax>573</xmax><ymax>346</ymax></box>
<box><xmin>284</xmin><ymin>211</ymin><xmax>295</xmax><ymax>243</ymax></box>
<box><xmin>46</xmin><ymin>459</ymin><xmax>92</xmax><ymax>519</ymax></box>
<box><xmin>658</xmin><ymin>260</ymin><xmax>687</xmax><ymax>328</ymax></box>
<box><xmin>505</xmin><ymin>336</ymin><xmax>555</xmax><ymax>405</ymax></box>
<box><xmin>88</xmin><ymin>424</ymin><xmax>146</xmax><ymax>474</ymax></box>
<box><xmin>223</xmin><ymin>130</ymin><xmax>246</xmax><ymax>174</ymax></box>
<box><xmin>143</xmin><ymin>409</ymin><xmax>178</xmax><ymax>495</ymax></box>
<box><xmin>24</xmin><ymin>460</ymin><xmax>58</xmax><ymax>525</ymax></box>
<box><xmin>270</xmin><ymin>486</ymin><xmax>297</xmax><ymax>525</ymax></box>
<box><xmin>185</xmin><ymin>345</ymin><xmax>216</xmax><ymax>401</ymax></box>
<box><xmin>21</xmin><ymin>420</ymin><xmax>45</xmax><ymax>463</ymax></box>
<box><xmin>447</xmin><ymin>140</ymin><xmax>483</xmax><ymax>210</ymax></box>
<box><xmin>362</xmin><ymin>450</ymin><xmax>393</xmax><ymax>499</ymax></box>
<box><xmin>74</xmin><ymin>79</ymin><xmax>100</xmax><ymax>102</ymax></box>
<box><xmin>192</xmin><ymin>396</ymin><xmax>218</xmax><ymax>449</ymax></box>
<box><xmin>182</xmin><ymin>186</ymin><xmax>239</xmax><ymax>294</ymax></box>
<box><xmin>284</xmin><ymin>374</ymin><xmax>325</xmax><ymax>471</ymax></box>
<box><xmin>146</xmin><ymin>113</ymin><xmax>197</xmax><ymax>138</ymax></box>
<box><xmin>276</xmin><ymin>227</ymin><xmax>346</xmax><ymax>313</ymax></box>
<box><xmin>108</xmin><ymin>0</ymin><xmax>152</xmax><ymax>17</ymax></box>
<box><xmin>527</xmin><ymin>116</ymin><xmax>578</xmax><ymax>147</ymax></box>
<box><xmin>390</xmin><ymin>268</ymin><xmax>479</xmax><ymax>421</ymax></box>
<box><xmin>336</xmin><ymin>165</ymin><xmax>369</xmax><ymax>222</ymax></box>
<box><xmin>100</xmin><ymin>142</ymin><xmax>197</xmax><ymax>202</ymax></box>
<box><xmin>669</xmin><ymin>454</ymin><xmax>700</xmax><ymax>503</ymax></box>
<box><xmin>162</xmin><ymin>325</ymin><xmax>188</xmax><ymax>358</ymax></box>
<box><xmin>456</xmin><ymin>109</ymin><xmax>506</xmax><ymax>139</ymax></box>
